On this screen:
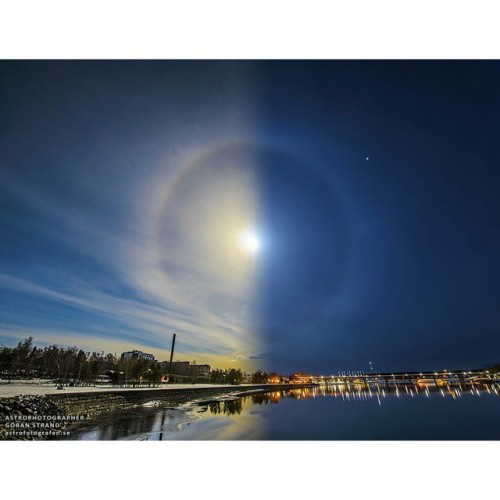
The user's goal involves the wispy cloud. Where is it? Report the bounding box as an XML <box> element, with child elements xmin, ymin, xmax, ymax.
<box><xmin>0</xmin><ymin>137</ymin><xmax>264</xmax><ymax>368</ymax></box>
<box><xmin>0</xmin><ymin>61</ymin><xmax>267</xmax><ymax>370</ymax></box>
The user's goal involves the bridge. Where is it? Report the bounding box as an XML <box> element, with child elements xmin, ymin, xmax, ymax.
<box><xmin>304</xmin><ymin>370</ymin><xmax>499</xmax><ymax>390</ymax></box>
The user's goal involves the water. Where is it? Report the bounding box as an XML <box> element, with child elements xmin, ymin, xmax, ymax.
<box><xmin>63</xmin><ymin>384</ymin><xmax>500</xmax><ymax>440</ymax></box>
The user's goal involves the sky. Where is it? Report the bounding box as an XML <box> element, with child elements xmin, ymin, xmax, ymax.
<box><xmin>0</xmin><ymin>61</ymin><xmax>499</xmax><ymax>374</ymax></box>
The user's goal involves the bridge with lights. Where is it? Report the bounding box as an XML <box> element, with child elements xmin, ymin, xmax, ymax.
<box><xmin>299</xmin><ymin>370</ymin><xmax>499</xmax><ymax>389</ymax></box>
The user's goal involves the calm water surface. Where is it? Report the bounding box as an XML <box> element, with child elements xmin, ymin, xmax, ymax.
<box><xmin>64</xmin><ymin>384</ymin><xmax>500</xmax><ymax>440</ymax></box>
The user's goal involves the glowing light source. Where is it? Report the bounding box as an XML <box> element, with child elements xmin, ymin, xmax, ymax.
<box><xmin>240</xmin><ymin>230</ymin><xmax>260</xmax><ymax>255</ymax></box>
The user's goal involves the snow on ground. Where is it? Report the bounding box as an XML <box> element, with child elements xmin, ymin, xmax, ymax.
<box><xmin>0</xmin><ymin>382</ymin><xmax>243</xmax><ymax>398</ymax></box>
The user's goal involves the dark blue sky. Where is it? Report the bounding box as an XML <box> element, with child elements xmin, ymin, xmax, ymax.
<box><xmin>0</xmin><ymin>61</ymin><xmax>499</xmax><ymax>373</ymax></box>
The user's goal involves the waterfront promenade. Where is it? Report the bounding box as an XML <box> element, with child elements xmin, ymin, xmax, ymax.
<box><xmin>0</xmin><ymin>381</ymin><xmax>251</xmax><ymax>399</ymax></box>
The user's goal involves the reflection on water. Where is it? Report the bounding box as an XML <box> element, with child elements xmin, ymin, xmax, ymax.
<box><xmin>64</xmin><ymin>382</ymin><xmax>500</xmax><ymax>440</ymax></box>
<box><xmin>276</xmin><ymin>381</ymin><xmax>500</xmax><ymax>405</ymax></box>
<box><xmin>208</xmin><ymin>399</ymin><xmax>243</xmax><ymax>416</ymax></box>
<box><xmin>61</xmin><ymin>406</ymin><xmax>202</xmax><ymax>441</ymax></box>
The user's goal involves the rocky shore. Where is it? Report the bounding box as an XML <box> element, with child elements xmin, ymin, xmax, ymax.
<box><xmin>0</xmin><ymin>395</ymin><xmax>67</xmax><ymax>440</ymax></box>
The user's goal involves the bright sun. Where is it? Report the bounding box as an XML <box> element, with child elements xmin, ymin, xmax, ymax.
<box><xmin>240</xmin><ymin>230</ymin><xmax>260</xmax><ymax>255</ymax></box>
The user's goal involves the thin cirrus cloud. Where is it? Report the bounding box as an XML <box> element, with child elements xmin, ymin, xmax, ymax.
<box><xmin>0</xmin><ymin>156</ymin><xmax>263</xmax><ymax>368</ymax></box>
<box><xmin>0</xmin><ymin>62</ymin><xmax>267</xmax><ymax>369</ymax></box>
<box><xmin>1</xmin><ymin>144</ymin><xmax>265</xmax><ymax>370</ymax></box>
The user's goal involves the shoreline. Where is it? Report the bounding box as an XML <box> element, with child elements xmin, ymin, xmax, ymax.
<box><xmin>0</xmin><ymin>381</ymin><xmax>256</xmax><ymax>399</ymax></box>
<box><xmin>0</xmin><ymin>384</ymin><xmax>316</xmax><ymax>440</ymax></box>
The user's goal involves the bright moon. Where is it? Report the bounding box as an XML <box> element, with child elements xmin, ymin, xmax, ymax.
<box><xmin>240</xmin><ymin>230</ymin><xmax>260</xmax><ymax>255</ymax></box>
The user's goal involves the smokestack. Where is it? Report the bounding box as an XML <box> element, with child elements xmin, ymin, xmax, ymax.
<box><xmin>168</xmin><ymin>333</ymin><xmax>176</xmax><ymax>382</ymax></box>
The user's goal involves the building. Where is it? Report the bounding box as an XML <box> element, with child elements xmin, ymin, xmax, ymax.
<box><xmin>189</xmin><ymin>364</ymin><xmax>211</xmax><ymax>379</ymax></box>
<box><xmin>159</xmin><ymin>360</ymin><xmax>190</xmax><ymax>376</ymax></box>
<box><xmin>121</xmin><ymin>350</ymin><xmax>155</xmax><ymax>362</ymax></box>
<box><xmin>159</xmin><ymin>360</ymin><xmax>211</xmax><ymax>382</ymax></box>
